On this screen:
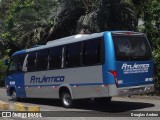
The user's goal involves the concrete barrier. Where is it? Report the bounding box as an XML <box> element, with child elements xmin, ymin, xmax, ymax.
<box><xmin>28</xmin><ymin>106</ymin><xmax>40</xmax><ymax>111</ymax></box>
<box><xmin>0</xmin><ymin>100</ymin><xmax>10</xmax><ymax>110</ymax></box>
<box><xmin>14</xmin><ymin>103</ymin><xmax>40</xmax><ymax>112</ymax></box>
<box><xmin>14</xmin><ymin>103</ymin><xmax>27</xmax><ymax>111</ymax></box>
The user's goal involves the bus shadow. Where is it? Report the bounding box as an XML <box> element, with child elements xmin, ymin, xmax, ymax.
<box><xmin>10</xmin><ymin>98</ymin><xmax>62</xmax><ymax>107</ymax></box>
<box><xmin>73</xmin><ymin>100</ymin><xmax>155</xmax><ymax>113</ymax></box>
<box><xmin>15</xmin><ymin>98</ymin><xmax>155</xmax><ymax>113</ymax></box>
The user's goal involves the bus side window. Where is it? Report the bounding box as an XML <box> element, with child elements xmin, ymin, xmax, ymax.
<box><xmin>100</xmin><ymin>38</ymin><xmax>105</xmax><ymax>64</ymax></box>
<box><xmin>83</xmin><ymin>38</ymin><xmax>102</xmax><ymax>66</ymax></box>
<box><xmin>22</xmin><ymin>54</ymin><xmax>28</xmax><ymax>72</ymax></box>
<box><xmin>27</xmin><ymin>52</ymin><xmax>37</xmax><ymax>72</ymax></box>
<box><xmin>65</xmin><ymin>42</ymin><xmax>82</xmax><ymax>68</ymax></box>
<box><xmin>37</xmin><ymin>49</ymin><xmax>49</xmax><ymax>71</ymax></box>
<box><xmin>7</xmin><ymin>55</ymin><xmax>19</xmax><ymax>75</ymax></box>
<box><xmin>49</xmin><ymin>46</ymin><xmax>63</xmax><ymax>69</ymax></box>
<box><xmin>18</xmin><ymin>54</ymin><xmax>25</xmax><ymax>72</ymax></box>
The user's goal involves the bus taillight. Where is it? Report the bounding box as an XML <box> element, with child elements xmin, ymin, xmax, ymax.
<box><xmin>108</xmin><ymin>70</ymin><xmax>118</xmax><ymax>87</ymax></box>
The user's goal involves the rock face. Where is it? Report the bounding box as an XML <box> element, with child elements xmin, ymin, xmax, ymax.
<box><xmin>48</xmin><ymin>0</ymin><xmax>136</xmax><ymax>41</ymax></box>
<box><xmin>47</xmin><ymin>0</ymin><xmax>86</xmax><ymax>40</ymax></box>
<box><xmin>1</xmin><ymin>0</ymin><xmax>137</xmax><ymax>53</ymax></box>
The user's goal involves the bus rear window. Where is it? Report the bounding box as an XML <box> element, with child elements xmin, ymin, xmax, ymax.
<box><xmin>113</xmin><ymin>35</ymin><xmax>152</xmax><ymax>61</ymax></box>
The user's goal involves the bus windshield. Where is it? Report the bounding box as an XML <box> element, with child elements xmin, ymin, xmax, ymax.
<box><xmin>113</xmin><ymin>35</ymin><xmax>152</xmax><ymax>61</ymax></box>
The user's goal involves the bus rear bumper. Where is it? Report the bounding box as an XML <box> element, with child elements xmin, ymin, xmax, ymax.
<box><xmin>108</xmin><ymin>84</ymin><xmax>154</xmax><ymax>96</ymax></box>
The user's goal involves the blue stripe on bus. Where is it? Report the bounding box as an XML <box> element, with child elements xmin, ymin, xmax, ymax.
<box><xmin>70</xmin><ymin>83</ymin><xmax>102</xmax><ymax>86</ymax></box>
<box><xmin>25</xmin><ymin>83</ymin><xmax>103</xmax><ymax>87</ymax></box>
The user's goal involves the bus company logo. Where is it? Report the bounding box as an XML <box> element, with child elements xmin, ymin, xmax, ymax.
<box><xmin>121</xmin><ymin>63</ymin><xmax>150</xmax><ymax>74</ymax></box>
<box><xmin>30</xmin><ymin>75</ymin><xmax>65</xmax><ymax>83</ymax></box>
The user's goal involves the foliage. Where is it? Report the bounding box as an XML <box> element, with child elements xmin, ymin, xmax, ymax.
<box><xmin>0</xmin><ymin>0</ymin><xmax>56</xmax><ymax>56</ymax></box>
<box><xmin>0</xmin><ymin>60</ymin><xmax>7</xmax><ymax>87</ymax></box>
<box><xmin>125</xmin><ymin>0</ymin><xmax>160</xmax><ymax>94</ymax></box>
<box><xmin>137</xmin><ymin>0</ymin><xmax>160</xmax><ymax>94</ymax></box>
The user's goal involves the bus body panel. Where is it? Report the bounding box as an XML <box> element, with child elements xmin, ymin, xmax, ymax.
<box><xmin>102</xmin><ymin>32</ymin><xmax>116</xmax><ymax>85</ymax></box>
<box><xmin>107</xmin><ymin>84</ymin><xmax>154</xmax><ymax>96</ymax></box>
<box><xmin>102</xmin><ymin>31</ymin><xmax>154</xmax><ymax>96</ymax></box>
<box><xmin>116</xmin><ymin>60</ymin><xmax>154</xmax><ymax>87</ymax></box>
<box><xmin>6</xmin><ymin>72</ymin><xmax>26</xmax><ymax>98</ymax></box>
<box><xmin>103</xmin><ymin>32</ymin><xmax>154</xmax><ymax>96</ymax></box>
<box><xmin>111</xmin><ymin>32</ymin><xmax>154</xmax><ymax>88</ymax></box>
<box><xmin>24</xmin><ymin>65</ymin><xmax>104</xmax><ymax>99</ymax></box>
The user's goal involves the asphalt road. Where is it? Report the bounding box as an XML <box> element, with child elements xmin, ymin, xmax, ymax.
<box><xmin>0</xmin><ymin>88</ymin><xmax>160</xmax><ymax>120</ymax></box>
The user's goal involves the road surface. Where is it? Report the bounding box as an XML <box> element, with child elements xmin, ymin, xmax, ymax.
<box><xmin>0</xmin><ymin>88</ymin><xmax>159</xmax><ymax>120</ymax></box>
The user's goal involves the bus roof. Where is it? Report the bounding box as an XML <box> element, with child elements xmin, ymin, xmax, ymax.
<box><xmin>26</xmin><ymin>31</ymin><xmax>104</xmax><ymax>52</ymax></box>
<box><xmin>12</xmin><ymin>50</ymin><xmax>26</xmax><ymax>56</ymax></box>
<box><xmin>12</xmin><ymin>31</ymin><xmax>144</xmax><ymax>56</ymax></box>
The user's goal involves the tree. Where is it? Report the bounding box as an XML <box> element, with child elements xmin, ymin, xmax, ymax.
<box><xmin>0</xmin><ymin>0</ymin><xmax>56</xmax><ymax>56</ymax></box>
<box><xmin>0</xmin><ymin>60</ymin><xmax>7</xmax><ymax>87</ymax></box>
<box><xmin>142</xmin><ymin>0</ymin><xmax>160</xmax><ymax>94</ymax></box>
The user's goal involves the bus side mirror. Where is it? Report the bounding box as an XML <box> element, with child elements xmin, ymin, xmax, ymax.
<box><xmin>4</xmin><ymin>59</ymin><xmax>9</xmax><ymax>66</ymax></box>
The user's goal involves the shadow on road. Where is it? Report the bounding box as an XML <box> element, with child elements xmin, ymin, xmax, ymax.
<box><xmin>74</xmin><ymin>100</ymin><xmax>155</xmax><ymax>113</ymax></box>
<box><xmin>10</xmin><ymin>98</ymin><xmax>155</xmax><ymax>113</ymax></box>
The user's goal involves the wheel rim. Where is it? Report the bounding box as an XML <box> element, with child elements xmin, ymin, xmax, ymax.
<box><xmin>63</xmin><ymin>93</ymin><xmax>71</xmax><ymax>106</ymax></box>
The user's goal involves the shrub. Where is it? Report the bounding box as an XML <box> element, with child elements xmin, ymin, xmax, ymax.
<box><xmin>0</xmin><ymin>60</ymin><xmax>7</xmax><ymax>87</ymax></box>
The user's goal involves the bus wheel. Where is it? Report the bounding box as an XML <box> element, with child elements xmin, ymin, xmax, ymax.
<box><xmin>11</xmin><ymin>90</ymin><xmax>19</xmax><ymax>101</ymax></box>
<box><xmin>61</xmin><ymin>91</ymin><xmax>73</xmax><ymax>108</ymax></box>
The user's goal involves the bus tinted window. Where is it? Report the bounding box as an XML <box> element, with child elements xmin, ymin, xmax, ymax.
<box><xmin>65</xmin><ymin>42</ymin><xmax>82</xmax><ymax>67</ymax></box>
<box><xmin>8</xmin><ymin>56</ymin><xmax>18</xmax><ymax>74</ymax></box>
<box><xmin>83</xmin><ymin>38</ymin><xmax>102</xmax><ymax>66</ymax></box>
<box><xmin>50</xmin><ymin>46</ymin><xmax>63</xmax><ymax>69</ymax></box>
<box><xmin>18</xmin><ymin>54</ymin><xmax>25</xmax><ymax>72</ymax></box>
<box><xmin>113</xmin><ymin>35</ymin><xmax>152</xmax><ymax>61</ymax></box>
<box><xmin>37</xmin><ymin>49</ymin><xmax>49</xmax><ymax>71</ymax></box>
<box><xmin>27</xmin><ymin>52</ymin><xmax>36</xmax><ymax>71</ymax></box>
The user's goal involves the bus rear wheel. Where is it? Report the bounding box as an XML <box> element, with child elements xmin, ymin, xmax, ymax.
<box><xmin>61</xmin><ymin>91</ymin><xmax>73</xmax><ymax>108</ymax></box>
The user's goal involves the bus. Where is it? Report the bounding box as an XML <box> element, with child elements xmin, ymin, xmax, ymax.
<box><xmin>5</xmin><ymin>31</ymin><xmax>154</xmax><ymax>108</ymax></box>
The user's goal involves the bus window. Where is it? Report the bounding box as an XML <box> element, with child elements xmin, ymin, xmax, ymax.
<box><xmin>83</xmin><ymin>38</ymin><xmax>102</xmax><ymax>66</ymax></box>
<box><xmin>22</xmin><ymin>54</ymin><xmax>28</xmax><ymax>72</ymax></box>
<box><xmin>27</xmin><ymin>52</ymin><xmax>37</xmax><ymax>72</ymax></box>
<box><xmin>18</xmin><ymin>54</ymin><xmax>25</xmax><ymax>72</ymax></box>
<box><xmin>37</xmin><ymin>49</ymin><xmax>49</xmax><ymax>71</ymax></box>
<box><xmin>50</xmin><ymin>46</ymin><xmax>63</xmax><ymax>69</ymax></box>
<box><xmin>7</xmin><ymin>56</ymin><xmax>18</xmax><ymax>75</ymax></box>
<box><xmin>113</xmin><ymin>35</ymin><xmax>152</xmax><ymax>61</ymax></box>
<box><xmin>65</xmin><ymin>42</ymin><xmax>82</xmax><ymax>67</ymax></box>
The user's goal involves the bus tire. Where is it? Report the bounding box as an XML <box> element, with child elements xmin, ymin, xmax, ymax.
<box><xmin>11</xmin><ymin>90</ymin><xmax>19</xmax><ymax>101</ymax></box>
<box><xmin>61</xmin><ymin>91</ymin><xmax>74</xmax><ymax>108</ymax></box>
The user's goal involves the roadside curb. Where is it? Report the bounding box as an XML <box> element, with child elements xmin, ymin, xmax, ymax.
<box><xmin>0</xmin><ymin>100</ymin><xmax>40</xmax><ymax>112</ymax></box>
<box><xmin>0</xmin><ymin>100</ymin><xmax>9</xmax><ymax>110</ymax></box>
<box><xmin>14</xmin><ymin>103</ymin><xmax>40</xmax><ymax>112</ymax></box>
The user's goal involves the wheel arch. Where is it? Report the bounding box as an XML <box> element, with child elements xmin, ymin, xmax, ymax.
<box><xmin>58</xmin><ymin>84</ymin><xmax>73</xmax><ymax>99</ymax></box>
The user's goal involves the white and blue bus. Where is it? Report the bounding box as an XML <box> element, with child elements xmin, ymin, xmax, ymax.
<box><xmin>5</xmin><ymin>31</ymin><xmax>154</xmax><ymax>108</ymax></box>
